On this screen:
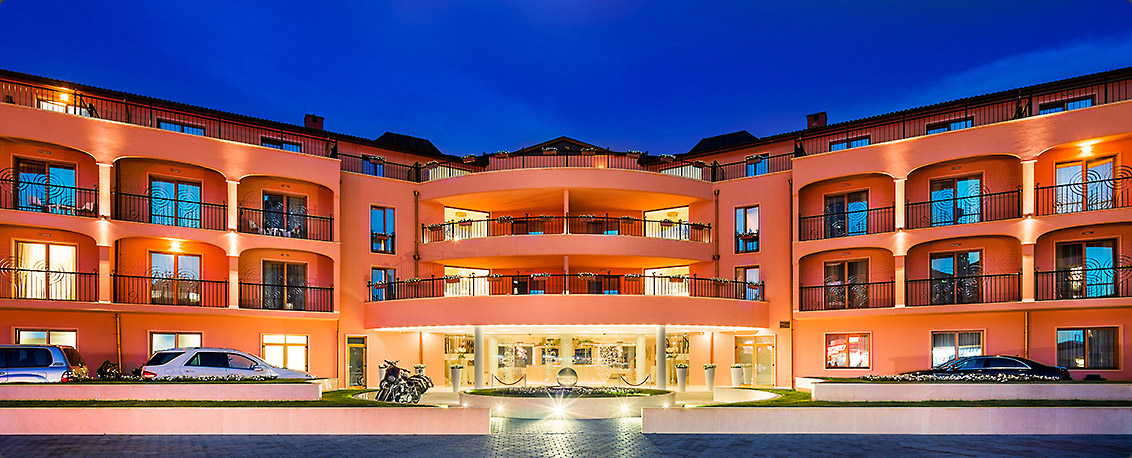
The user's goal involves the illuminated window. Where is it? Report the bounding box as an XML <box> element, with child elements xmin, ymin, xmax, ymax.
<box><xmin>262</xmin><ymin>334</ymin><xmax>308</xmax><ymax>371</ymax></box>
<box><xmin>370</xmin><ymin>206</ymin><xmax>395</xmax><ymax>253</ymax></box>
<box><xmin>16</xmin><ymin>329</ymin><xmax>77</xmax><ymax>347</ymax></box>
<box><xmin>1057</xmin><ymin>327</ymin><xmax>1118</xmax><ymax>369</ymax></box>
<box><xmin>825</xmin><ymin>333</ymin><xmax>870</xmax><ymax>368</ymax></box>
<box><xmin>930</xmin><ymin>331</ymin><xmax>982</xmax><ymax>367</ymax></box>
<box><xmin>735</xmin><ymin>206</ymin><xmax>759</xmax><ymax>253</ymax></box>
<box><xmin>151</xmin><ymin>332</ymin><xmax>202</xmax><ymax>353</ymax></box>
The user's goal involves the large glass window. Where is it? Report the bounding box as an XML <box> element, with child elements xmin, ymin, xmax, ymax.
<box><xmin>929</xmin><ymin>250</ymin><xmax>982</xmax><ymax>305</ymax></box>
<box><xmin>370</xmin><ymin>206</ymin><xmax>395</xmax><ymax>253</ymax></box>
<box><xmin>1055</xmin><ymin>240</ymin><xmax>1116</xmax><ymax>298</ymax></box>
<box><xmin>735</xmin><ymin>206</ymin><xmax>760</xmax><ymax>253</ymax></box>
<box><xmin>149</xmin><ymin>179</ymin><xmax>201</xmax><ymax>228</ymax></box>
<box><xmin>263</xmin><ymin>261</ymin><xmax>307</xmax><ymax>310</ymax></box>
<box><xmin>150</xmin><ymin>252</ymin><xmax>201</xmax><ymax>305</ymax></box>
<box><xmin>15</xmin><ymin>329</ymin><xmax>77</xmax><ymax>347</ymax></box>
<box><xmin>930</xmin><ymin>331</ymin><xmax>982</xmax><ymax>367</ymax></box>
<box><xmin>1055</xmin><ymin>158</ymin><xmax>1115</xmax><ymax>214</ymax></box>
<box><xmin>444</xmin><ymin>266</ymin><xmax>489</xmax><ymax>297</ymax></box>
<box><xmin>158</xmin><ymin>120</ymin><xmax>205</xmax><ymax>136</ymax></box>
<box><xmin>263</xmin><ymin>193</ymin><xmax>307</xmax><ymax>238</ymax></box>
<box><xmin>370</xmin><ymin>268</ymin><xmax>395</xmax><ymax>301</ymax></box>
<box><xmin>262</xmin><ymin>334</ymin><xmax>308</xmax><ymax>371</ymax></box>
<box><xmin>150</xmin><ymin>332</ymin><xmax>202</xmax><ymax>353</ymax></box>
<box><xmin>645</xmin><ymin>266</ymin><xmax>690</xmax><ymax>296</ymax></box>
<box><xmin>15</xmin><ymin>241</ymin><xmax>77</xmax><ymax>300</ymax></box>
<box><xmin>745</xmin><ymin>153</ymin><xmax>769</xmax><ymax>177</ymax></box>
<box><xmin>824</xmin><ymin>191</ymin><xmax>868</xmax><ymax>237</ymax></box>
<box><xmin>16</xmin><ymin>159</ymin><xmax>77</xmax><ymax>215</ymax></box>
<box><xmin>644</xmin><ymin>207</ymin><xmax>689</xmax><ymax>240</ymax></box>
<box><xmin>1057</xmin><ymin>327</ymin><xmax>1118</xmax><ymax>369</ymax></box>
<box><xmin>823</xmin><ymin>260</ymin><xmax>869</xmax><ymax>309</ymax></box>
<box><xmin>825</xmin><ymin>333</ymin><xmax>870</xmax><ymax>368</ymax></box>
<box><xmin>929</xmin><ymin>175</ymin><xmax>981</xmax><ymax>226</ymax></box>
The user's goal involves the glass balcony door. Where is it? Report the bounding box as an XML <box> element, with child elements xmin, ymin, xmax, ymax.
<box><xmin>150</xmin><ymin>252</ymin><xmax>201</xmax><ymax>305</ymax></box>
<box><xmin>16</xmin><ymin>159</ymin><xmax>76</xmax><ymax>214</ymax></box>
<box><xmin>15</xmin><ymin>241</ymin><xmax>76</xmax><ymax>300</ymax></box>
<box><xmin>150</xmin><ymin>179</ymin><xmax>201</xmax><ymax>228</ymax></box>
<box><xmin>263</xmin><ymin>193</ymin><xmax>307</xmax><ymax>238</ymax></box>
<box><xmin>824</xmin><ymin>191</ymin><xmax>868</xmax><ymax>237</ymax></box>
<box><xmin>929</xmin><ymin>250</ymin><xmax>982</xmax><ymax>305</ymax></box>
<box><xmin>823</xmin><ymin>260</ymin><xmax>868</xmax><ymax>309</ymax></box>
<box><xmin>1056</xmin><ymin>240</ymin><xmax>1116</xmax><ymax>298</ymax></box>
<box><xmin>1056</xmin><ymin>158</ymin><xmax>1115</xmax><ymax>213</ymax></box>
<box><xmin>264</xmin><ymin>261</ymin><xmax>306</xmax><ymax>310</ymax></box>
<box><xmin>930</xmin><ymin>175</ymin><xmax>981</xmax><ymax>226</ymax></box>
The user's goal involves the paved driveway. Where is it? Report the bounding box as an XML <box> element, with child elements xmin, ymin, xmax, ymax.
<box><xmin>0</xmin><ymin>418</ymin><xmax>1129</xmax><ymax>457</ymax></box>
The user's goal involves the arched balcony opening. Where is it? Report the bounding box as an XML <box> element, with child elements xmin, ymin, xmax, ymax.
<box><xmin>0</xmin><ymin>137</ymin><xmax>99</xmax><ymax>217</ymax></box>
<box><xmin>799</xmin><ymin>247</ymin><xmax>895</xmax><ymax>311</ymax></box>
<box><xmin>237</xmin><ymin>175</ymin><xmax>334</xmax><ymax>241</ymax></box>
<box><xmin>904</xmin><ymin>155</ymin><xmax>1022</xmax><ymax>229</ymax></box>
<box><xmin>798</xmin><ymin>173</ymin><xmax>895</xmax><ymax>241</ymax></box>
<box><xmin>112</xmin><ymin>157</ymin><xmax>228</xmax><ymax>230</ymax></box>
<box><xmin>0</xmin><ymin>225</ymin><xmax>98</xmax><ymax>301</ymax></box>
<box><xmin>1035</xmin><ymin>223</ymin><xmax>1132</xmax><ymax>301</ymax></box>
<box><xmin>238</xmin><ymin>248</ymin><xmax>334</xmax><ymax>312</ymax></box>
<box><xmin>904</xmin><ymin>235</ymin><xmax>1022</xmax><ymax>306</ymax></box>
<box><xmin>112</xmin><ymin>236</ymin><xmax>228</xmax><ymax>308</ymax></box>
<box><xmin>1034</xmin><ymin>134</ymin><xmax>1132</xmax><ymax>216</ymax></box>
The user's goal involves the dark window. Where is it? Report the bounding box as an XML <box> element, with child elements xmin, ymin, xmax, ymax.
<box><xmin>1055</xmin><ymin>239</ymin><xmax>1116</xmax><ymax>299</ymax></box>
<box><xmin>4</xmin><ymin>348</ymin><xmax>52</xmax><ymax>368</ymax></box>
<box><xmin>227</xmin><ymin>354</ymin><xmax>258</xmax><ymax>370</ymax></box>
<box><xmin>1039</xmin><ymin>96</ymin><xmax>1094</xmax><ymax>115</ymax></box>
<box><xmin>926</xmin><ymin>118</ymin><xmax>973</xmax><ymax>134</ymax></box>
<box><xmin>158</xmin><ymin>120</ymin><xmax>205</xmax><ymax>136</ymax></box>
<box><xmin>186</xmin><ymin>352</ymin><xmax>229</xmax><ymax>368</ymax></box>
<box><xmin>370</xmin><ymin>268</ymin><xmax>395</xmax><ymax>301</ymax></box>
<box><xmin>955</xmin><ymin>358</ymin><xmax>984</xmax><ymax>370</ymax></box>
<box><xmin>263</xmin><ymin>261</ymin><xmax>307</xmax><ymax>310</ymax></box>
<box><xmin>824</xmin><ymin>191</ymin><xmax>868</xmax><ymax>237</ymax></box>
<box><xmin>929</xmin><ymin>250</ymin><xmax>982</xmax><ymax>305</ymax></box>
<box><xmin>261</xmin><ymin>137</ymin><xmax>302</xmax><ymax>153</ymax></box>
<box><xmin>146</xmin><ymin>351</ymin><xmax>184</xmax><ymax>366</ymax></box>
<box><xmin>1057</xmin><ymin>327</ymin><xmax>1118</xmax><ymax>369</ymax></box>
<box><xmin>830</xmin><ymin>137</ymin><xmax>870</xmax><ymax>151</ymax></box>
<box><xmin>263</xmin><ymin>192</ymin><xmax>308</xmax><ymax>238</ymax></box>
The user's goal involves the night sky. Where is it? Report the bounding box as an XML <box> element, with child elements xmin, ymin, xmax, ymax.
<box><xmin>1</xmin><ymin>1</ymin><xmax>1130</xmax><ymax>155</ymax></box>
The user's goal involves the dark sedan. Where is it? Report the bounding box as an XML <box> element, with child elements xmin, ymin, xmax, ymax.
<box><xmin>903</xmin><ymin>355</ymin><xmax>1072</xmax><ymax>380</ymax></box>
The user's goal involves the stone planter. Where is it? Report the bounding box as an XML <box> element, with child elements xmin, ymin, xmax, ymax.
<box><xmin>730</xmin><ymin>366</ymin><xmax>744</xmax><ymax>386</ymax></box>
<box><xmin>675</xmin><ymin>367</ymin><xmax>688</xmax><ymax>392</ymax></box>
<box><xmin>742</xmin><ymin>365</ymin><xmax>754</xmax><ymax>385</ymax></box>
<box><xmin>450</xmin><ymin>367</ymin><xmax>464</xmax><ymax>393</ymax></box>
<box><xmin>704</xmin><ymin>367</ymin><xmax>716</xmax><ymax>392</ymax></box>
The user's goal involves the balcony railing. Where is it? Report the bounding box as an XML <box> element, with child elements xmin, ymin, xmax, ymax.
<box><xmin>906</xmin><ymin>273</ymin><xmax>1020</xmax><ymax>306</ymax></box>
<box><xmin>368</xmin><ymin>274</ymin><xmax>763</xmax><ymax>302</ymax></box>
<box><xmin>798</xmin><ymin>207</ymin><xmax>895</xmax><ymax>241</ymax></box>
<box><xmin>112</xmin><ymin>192</ymin><xmax>227</xmax><ymax>230</ymax></box>
<box><xmin>905</xmin><ymin>190</ymin><xmax>1021</xmax><ymax>229</ymax></box>
<box><xmin>112</xmin><ymin>274</ymin><xmax>228</xmax><ymax>307</ymax></box>
<box><xmin>238</xmin><ymin>282</ymin><xmax>333</xmax><ymax>312</ymax></box>
<box><xmin>0</xmin><ymin>267</ymin><xmax>97</xmax><ymax>301</ymax></box>
<box><xmin>421</xmin><ymin>216</ymin><xmax>711</xmax><ymax>244</ymax></box>
<box><xmin>1035</xmin><ymin>177</ymin><xmax>1132</xmax><ymax>216</ymax></box>
<box><xmin>0</xmin><ymin>178</ymin><xmax>98</xmax><ymax>217</ymax></box>
<box><xmin>238</xmin><ymin>207</ymin><xmax>333</xmax><ymax>241</ymax></box>
<box><xmin>799</xmin><ymin>281</ymin><xmax>895</xmax><ymax>311</ymax></box>
<box><xmin>1036</xmin><ymin>266</ymin><xmax>1132</xmax><ymax>301</ymax></box>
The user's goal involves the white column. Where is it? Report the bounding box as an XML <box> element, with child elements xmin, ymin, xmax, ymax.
<box><xmin>560</xmin><ymin>334</ymin><xmax>573</xmax><ymax>368</ymax></box>
<box><xmin>226</xmin><ymin>180</ymin><xmax>239</xmax><ymax>230</ymax></box>
<box><xmin>894</xmin><ymin>178</ymin><xmax>906</xmax><ymax>230</ymax></box>
<box><xmin>1022</xmin><ymin>243</ymin><xmax>1036</xmax><ymax>302</ymax></box>
<box><xmin>894</xmin><ymin>254</ymin><xmax>906</xmax><ymax>308</ymax></box>
<box><xmin>97</xmin><ymin>163</ymin><xmax>112</xmax><ymax>218</ymax></box>
<box><xmin>656</xmin><ymin>325</ymin><xmax>667</xmax><ymax>390</ymax></box>
<box><xmin>1022</xmin><ymin>160</ymin><xmax>1036</xmax><ymax>216</ymax></box>
<box><xmin>635</xmin><ymin>334</ymin><xmax>647</xmax><ymax>383</ymax></box>
<box><xmin>473</xmin><ymin>326</ymin><xmax>485</xmax><ymax>389</ymax></box>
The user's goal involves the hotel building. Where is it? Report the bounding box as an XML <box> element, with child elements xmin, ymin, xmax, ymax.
<box><xmin>0</xmin><ymin>67</ymin><xmax>1129</xmax><ymax>388</ymax></box>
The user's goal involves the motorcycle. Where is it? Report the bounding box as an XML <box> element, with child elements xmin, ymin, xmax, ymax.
<box><xmin>375</xmin><ymin>360</ymin><xmax>433</xmax><ymax>404</ymax></box>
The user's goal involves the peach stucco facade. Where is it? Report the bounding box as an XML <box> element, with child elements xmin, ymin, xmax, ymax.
<box><xmin>1</xmin><ymin>67</ymin><xmax>1131</xmax><ymax>390</ymax></box>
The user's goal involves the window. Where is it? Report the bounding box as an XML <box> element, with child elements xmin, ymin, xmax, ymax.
<box><xmin>150</xmin><ymin>178</ymin><xmax>202</xmax><ymax>228</ymax></box>
<box><xmin>16</xmin><ymin>159</ymin><xmax>78</xmax><ymax>215</ymax></box>
<box><xmin>1055</xmin><ymin>239</ymin><xmax>1116</xmax><ymax>298</ymax></box>
<box><xmin>929</xmin><ymin>175</ymin><xmax>981</xmax><ymax>226</ymax></box>
<box><xmin>735</xmin><ymin>266</ymin><xmax>761</xmax><ymax>300</ymax></box>
<box><xmin>227</xmin><ymin>354</ymin><xmax>258</xmax><ymax>370</ymax></box>
<box><xmin>1057</xmin><ymin>327</ymin><xmax>1118</xmax><ymax>369</ymax></box>
<box><xmin>825</xmin><ymin>333</ymin><xmax>870</xmax><ymax>368</ymax></box>
<box><xmin>926</xmin><ymin>118</ymin><xmax>973</xmax><ymax>135</ymax></box>
<box><xmin>15</xmin><ymin>329</ymin><xmax>77</xmax><ymax>347</ymax></box>
<box><xmin>370</xmin><ymin>268</ymin><xmax>395</xmax><ymax>301</ymax></box>
<box><xmin>262</xmin><ymin>334</ymin><xmax>308</xmax><ymax>371</ymax></box>
<box><xmin>931</xmin><ymin>331</ymin><xmax>982</xmax><ymax>367</ymax></box>
<box><xmin>1054</xmin><ymin>157</ymin><xmax>1115</xmax><ymax>213</ymax></box>
<box><xmin>645</xmin><ymin>266</ymin><xmax>691</xmax><ymax>296</ymax></box>
<box><xmin>38</xmin><ymin>99</ymin><xmax>91</xmax><ymax>116</ymax></box>
<box><xmin>151</xmin><ymin>332</ymin><xmax>202</xmax><ymax>353</ymax></box>
<box><xmin>735</xmin><ymin>206</ymin><xmax>760</xmax><ymax>253</ymax></box>
<box><xmin>371</xmin><ymin>206</ymin><xmax>395</xmax><ymax>253</ymax></box>
<box><xmin>261</xmin><ymin>137</ymin><xmax>302</xmax><ymax>153</ymax></box>
<box><xmin>263</xmin><ymin>193</ymin><xmax>308</xmax><ymax>238</ymax></box>
<box><xmin>644</xmin><ymin>207</ymin><xmax>689</xmax><ymax>239</ymax></box>
<box><xmin>263</xmin><ymin>261</ymin><xmax>307</xmax><ymax>310</ymax></box>
<box><xmin>1038</xmin><ymin>96</ymin><xmax>1094</xmax><ymax>115</ymax></box>
<box><xmin>824</xmin><ymin>260</ymin><xmax>869</xmax><ymax>309</ymax></box>
<box><xmin>187</xmin><ymin>352</ymin><xmax>228</xmax><ymax>368</ymax></box>
<box><xmin>150</xmin><ymin>252</ymin><xmax>202</xmax><ymax>305</ymax></box>
<box><xmin>929</xmin><ymin>250</ymin><xmax>982</xmax><ymax>305</ymax></box>
<box><xmin>830</xmin><ymin>137</ymin><xmax>870</xmax><ymax>151</ymax></box>
<box><xmin>15</xmin><ymin>241</ymin><xmax>77</xmax><ymax>300</ymax></box>
<box><xmin>824</xmin><ymin>191</ymin><xmax>868</xmax><ymax>237</ymax></box>
<box><xmin>444</xmin><ymin>267</ymin><xmax>490</xmax><ymax>297</ymax></box>
<box><xmin>158</xmin><ymin>120</ymin><xmax>205</xmax><ymax>136</ymax></box>
<box><xmin>746</xmin><ymin>153</ymin><xmax>770</xmax><ymax>177</ymax></box>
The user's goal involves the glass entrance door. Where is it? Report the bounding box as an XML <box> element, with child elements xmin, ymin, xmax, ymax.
<box><xmin>346</xmin><ymin>336</ymin><xmax>366</xmax><ymax>389</ymax></box>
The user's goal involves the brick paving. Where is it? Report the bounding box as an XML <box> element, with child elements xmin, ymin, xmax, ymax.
<box><xmin>0</xmin><ymin>418</ymin><xmax>1129</xmax><ymax>457</ymax></box>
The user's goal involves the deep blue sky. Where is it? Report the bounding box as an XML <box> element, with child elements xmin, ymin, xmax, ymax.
<box><xmin>2</xmin><ymin>1</ymin><xmax>1130</xmax><ymax>155</ymax></box>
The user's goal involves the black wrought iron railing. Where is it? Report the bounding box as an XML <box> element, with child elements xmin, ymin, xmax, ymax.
<box><xmin>112</xmin><ymin>192</ymin><xmax>227</xmax><ymax>230</ymax></box>
<box><xmin>710</xmin><ymin>153</ymin><xmax>795</xmax><ymax>181</ymax></box>
<box><xmin>238</xmin><ymin>282</ymin><xmax>333</xmax><ymax>312</ymax></box>
<box><xmin>905</xmin><ymin>190</ymin><xmax>1021</xmax><ymax>229</ymax></box>
<box><xmin>0</xmin><ymin>178</ymin><xmax>98</xmax><ymax>217</ymax></box>
<box><xmin>906</xmin><ymin>273</ymin><xmax>1020</xmax><ymax>306</ymax></box>
<box><xmin>112</xmin><ymin>274</ymin><xmax>228</xmax><ymax>307</ymax></box>
<box><xmin>1035</xmin><ymin>177</ymin><xmax>1132</xmax><ymax>216</ymax></box>
<box><xmin>368</xmin><ymin>274</ymin><xmax>763</xmax><ymax>302</ymax></box>
<box><xmin>799</xmin><ymin>281</ymin><xmax>895</xmax><ymax>311</ymax></box>
<box><xmin>238</xmin><ymin>207</ymin><xmax>333</xmax><ymax>241</ymax></box>
<box><xmin>0</xmin><ymin>267</ymin><xmax>97</xmax><ymax>301</ymax></box>
<box><xmin>798</xmin><ymin>207</ymin><xmax>895</xmax><ymax>241</ymax></box>
<box><xmin>1036</xmin><ymin>266</ymin><xmax>1132</xmax><ymax>301</ymax></box>
<box><xmin>421</xmin><ymin>216</ymin><xmax>711</xmax><ymax>244</ymax></box>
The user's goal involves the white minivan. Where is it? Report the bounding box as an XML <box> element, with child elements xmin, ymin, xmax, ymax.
<box><xmin>140</xmin><ymin>347</ymin><xmax>313</xmax><ymax>379</ymax></box>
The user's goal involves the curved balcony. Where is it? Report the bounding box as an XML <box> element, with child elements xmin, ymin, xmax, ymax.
<box><xmin>422</xmin><ymin>216</ymin><xmax>710</xmax><ymax>244</ymax></box>
<box><xmin>417</xmin><ymin>233</ymin><xmax>714</xmax><ymax>269</ymax></box>
<box><xmin>364</xmin><ymin>274</ymin><xmax>767</xmax><ymax>329</ymax></box>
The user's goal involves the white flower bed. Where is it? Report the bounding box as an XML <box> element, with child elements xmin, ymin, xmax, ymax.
<box><xmin>859</xmin><ymin>373</ymin><xmax>1062</xmax><ymax>383</ymax></box>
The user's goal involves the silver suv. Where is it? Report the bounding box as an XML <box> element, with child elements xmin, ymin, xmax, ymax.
<box><xmin>140</xmin><ymin>347</ymin><xmax>314</xmax><ymax>380</ymax></box>
<box><xmin>0</xmin><ymin>345</ymin><xmax>89</xmax><ymax>383</ymax></box>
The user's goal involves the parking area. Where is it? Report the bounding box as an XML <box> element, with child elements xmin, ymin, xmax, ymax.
<box><xmin>0</xmin><ymin>419</ymin><xmax>1129</xmax><ymax>457</ymax></box>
